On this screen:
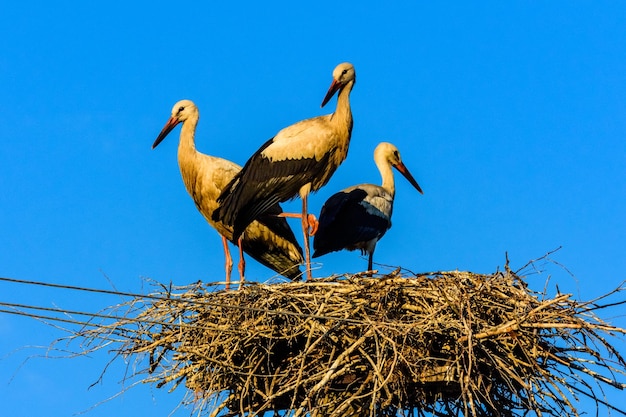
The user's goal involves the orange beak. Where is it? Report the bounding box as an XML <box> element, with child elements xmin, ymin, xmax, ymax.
<box><xmin>152</xmin><ymin>116</ymin><xmax>180</xmax><ymax>149</ymax></box>
<box><xmin>394</xmin><ymin>162</ymin><xmax>423</xmax><ymax>194</ymax></box>
<box><xmin>321</xmin><ymin>78</ymin><xmax>342</xmax><ymax>108</ymax></box>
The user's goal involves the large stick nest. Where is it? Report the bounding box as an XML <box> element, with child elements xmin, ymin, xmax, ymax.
<box><xmin>73</xmin><ymin>268</ymin><xmax>626</xmax><ymax>417</ymax></box>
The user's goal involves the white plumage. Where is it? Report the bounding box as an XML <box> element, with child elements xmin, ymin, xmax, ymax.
<box><xmin>152</xmin><ymin>100</ymin><xmax>304</xmax><ymax>289</ymax></box>
<box><xmin>213</xmin><ymin>63</ymin><xmax>357</xmax><ymax>281</ymax></box>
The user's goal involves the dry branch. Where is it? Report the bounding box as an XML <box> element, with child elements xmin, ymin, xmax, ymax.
<box><xmin>64</xmin><ymin>269</ymin><xmax>626</xmax><ymax>417</ymax></box>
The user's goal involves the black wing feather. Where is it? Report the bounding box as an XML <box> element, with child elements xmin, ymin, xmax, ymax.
<box><xmin>235</xmin><ymin>202</ymin><xmax>304</xmax><ymax>280</ymax></box>
<box><xmin>214</xmin><ymin>137</ymin><xmax>332</xmax><ymax>239</ymax></box>
<box><xmin>313</xmin><ymin>188</ymin><xmax>390</xmax><ymax>258</ymax></box>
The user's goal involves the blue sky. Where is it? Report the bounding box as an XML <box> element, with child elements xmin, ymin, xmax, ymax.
<box><xmin>1</xmin><ymin>1</ymin><xmax>625</xmax><ymax>416</ymax></box>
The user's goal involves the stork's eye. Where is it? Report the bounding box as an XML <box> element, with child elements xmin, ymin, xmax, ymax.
<box><xmin>342</xmin><ymin>69</ymin><xmax>348</xmax><ymax>76</ymax></box>
<box><xmin>178</xmin><ymin>106</ymin><xmax>185</xmax><ymax>113</ymax></box>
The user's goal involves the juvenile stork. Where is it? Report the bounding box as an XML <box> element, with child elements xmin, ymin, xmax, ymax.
<box><xmin>213</xmin><ymin>62</ymin><xmax>356</xmax><ymax>281</ymax></box>
<box><xmin>312</xmin><ymin>142</ymin><xmax>423</xmax><ymax>272</ymax></box>
<box><xmin>152</xmin><ymin>100</ymin><xmax>304</xmax><ymax>289</ymax></box>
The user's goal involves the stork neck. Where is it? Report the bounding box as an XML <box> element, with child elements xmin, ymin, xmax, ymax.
<box><xmin>178</xmin><ymin>116</ymin><xmax>198</xmax><ymax>157</ymax></box>
<box><xmin>176</xmin><ymin>116</ymin><xmax>202</xmax><ymax>191</ymax></box>
<box><xmin>331</xmin><ymin>80</ymin><xmax>354</xmax><ymax>134</ymax></box>
<box><xmin>180</xmin><ymin>117</ymin><xmax>197</xmax><ymax>147</ymax></box>
<box><xmin>376</xmin><ymin>159</ymin><xmax>395</xmax><ymax>197</ymax></box>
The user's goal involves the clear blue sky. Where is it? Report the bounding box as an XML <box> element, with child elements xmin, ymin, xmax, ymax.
<box><xmin>1</xmin><ymin>1</ymin><xmax>625</xmax><ymax>416</ymax></box>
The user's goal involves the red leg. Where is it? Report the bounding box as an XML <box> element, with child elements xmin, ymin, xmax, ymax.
<box><xmin>307</xmin><ymin>214</ymin><xmax>319</xmax><ymax>236</ymax></box>
<box><xmin>277</xmin><ymin>212</ymin><xmax>319</xmax><ymax>235</ymax></box>
<box><xmin>276</xmin><ymin>212</ymin><xmax>301</xmax><ymax>219</ymax></box>
<box><xmin>301</xmin><ymin>194</ymin><xmax>312</xmax><ymax>281</ymax></box>
<box><xmin>221</xmin><ymin>236</ymin><xmax>232</xmax><ymax>291</ymax></box>
<box><xmin>237</xmin><ymin>237</ymin><xmax>245</xmax><ymax>290</ymax></box>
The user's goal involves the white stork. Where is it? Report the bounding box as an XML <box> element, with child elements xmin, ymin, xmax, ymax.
<box><xmin>213</xmin><ymin>62</ymin><xmax>356</xmax><ymax>281</ymax></box>
<box><xmin>152</xmin><ymin>100</ymin><xmax>304</xmax><ymax>289</ymax></box>
<box><xmin>312</xmin><ymin>142</ymin><xmax>423</xmax><ymax>272</ymax></box>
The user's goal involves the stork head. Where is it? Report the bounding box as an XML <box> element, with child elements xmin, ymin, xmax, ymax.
<box><xmin>321</xmin><ymin>62</ymin><xmax>356</xmax><ymax>107</ymax></box>
<box><xmin>152</xmin><ymin>99</ymin><xmax>198</xmax><ymax>149</ymax></box>
<box><xmin>375</xmin><ymin>142</ymin><xmax>423</xmax><ymax>194</ymax></box>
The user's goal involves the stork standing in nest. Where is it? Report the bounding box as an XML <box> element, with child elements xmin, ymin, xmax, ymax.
<box><xmin>213</xmin><ymin>63</ymin><xmax>356</xmax><ymax>281</ymax></box>
<box><xmin>312</xmin><ymin>142</ymin><xmax>423</xmax><ymax>272</ymax></box>
<box><xmin>152</xmin><ymin>100</ymin><xmax>304</xmax><ymax>289</ymax></box>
